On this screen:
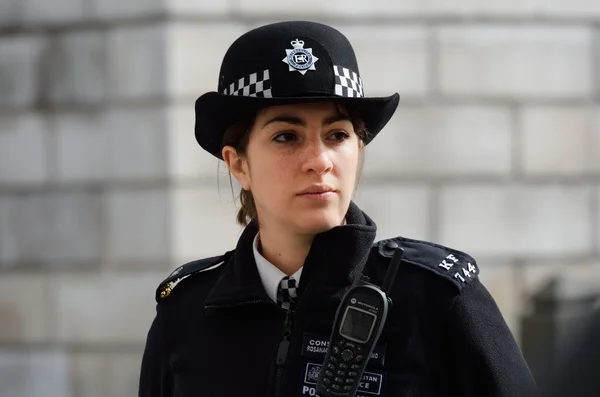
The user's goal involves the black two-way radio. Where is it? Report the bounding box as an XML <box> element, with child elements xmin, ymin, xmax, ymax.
<box><xmin>315</xmin><ymin>246</ymin><xmax>404</xmax><ymax>397</ymax></box>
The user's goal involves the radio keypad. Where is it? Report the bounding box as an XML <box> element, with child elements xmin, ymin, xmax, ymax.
<box><xmin>340</xmin><ymin>349</ymin><xmax>354</xmax><ymax>362</ymax></box>
<box><xmin>321</xmin><ymin>340</ymin><xmax>367</xmax><ymax>395</ymax></box>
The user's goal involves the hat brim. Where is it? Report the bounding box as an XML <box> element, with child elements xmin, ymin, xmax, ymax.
<box><xmin>194</xmin><ymin>91</ymin><xmax>400</xmax><ymax>159</ymax></box>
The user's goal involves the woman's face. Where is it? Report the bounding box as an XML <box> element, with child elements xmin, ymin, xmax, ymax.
<box><xmin>230</xmin><ymin>101</ymin><xmax>362</xmax><ymax>235</ymax></box>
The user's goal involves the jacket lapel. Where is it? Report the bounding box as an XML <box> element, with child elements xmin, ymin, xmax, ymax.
<box><xmin>203</xmin><ymin>201</ymin><xmax>378</xmax><ymax>315</ymax></box>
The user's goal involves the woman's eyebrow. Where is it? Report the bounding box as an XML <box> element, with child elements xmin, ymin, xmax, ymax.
<box><xmin>261</xmin><ymin>114</ymin><xmax>350</xmax><ymax>129</ymax></box>
<box><xmin>261</xmin><ymin>115</ymin><xmax>305</xmax><ymax>128</ymax></box>
<box><xmin>323</xmin><ymin>114</ymin><xmax>351</xmax><ymax>126</ymax></box>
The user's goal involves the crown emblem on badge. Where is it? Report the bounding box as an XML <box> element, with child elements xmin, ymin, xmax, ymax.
<box><xmin>291</xmin><ymin>38</ymin><xmax>304</xmax><ymax>48</ymax></box>
<box><xmin>282</xmin><ymin>38</ymin><xmax>318</xmax><ymax>75</ymax></box>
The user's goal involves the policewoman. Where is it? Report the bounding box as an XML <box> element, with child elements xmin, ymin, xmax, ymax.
<box><xmin>138</xmin><ymin>21</ymin><xmax>537</xmax><ymax>397</ymax></box>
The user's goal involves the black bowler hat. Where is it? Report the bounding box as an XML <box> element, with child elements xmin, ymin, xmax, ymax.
<box><xmin>194</xmin><ymin>21</ymin><xmax>400</xmax><ymax>159</ymax></box>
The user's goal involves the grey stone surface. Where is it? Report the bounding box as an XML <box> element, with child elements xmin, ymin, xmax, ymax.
<box><xmin>0</xmin><ymin>349</ymin><xmax>71</xmax><ymax>397</ymax></box>
<box><xmin>2</xmin><ymin>192</ymin><xmax>103</xmax><ymax>268</ymax></box>
<box><xmin>22</xmin><ymin>0</ymin><xmax>87</xmax><ymax>24</ymax></box>
<box><xmin>105</xmin><ymin>107</ymin><xmax>169</xmax><ymax>181</ymax></box>
<box><xmin>167</xmin><ymin>22</ymin><xmax>246</xmax><ymax>98</ymax></box>
<box><xmin>107</xmin><ymin>24</ymin><xmax>167</xmax><ymax>100</ymax></box>
<box><xmin>439</xmin><ymin>185</ymin><xmax>593</xmax><ymax>258</ymax></box>
<box><xmin>166</xmin><ymin>104</ymin><xmax>231</xmax><ymax>180</ymax></box>
<box><xmin>0</xmin><ymin>113</ymin><xmax>49</xmax><ymax>185</ymax></box>
<box><xmin>50</xmin><ymin>272</ymin><xmax>164</xmax><ymax>343</ymax></box>
<box><xmin>54</xmin><ymin>107</ymin><xmax>168</xmax><ymax>182</ymax></box>
<box><xmin>92</xmin><ymin>0</ymin><xmax>233</xmax><ymax>18</ymax></box>
<box><xmin>169</xmin><ymin>186</ymin><xmax>242</xmax><ymax>263</ymax></box>
<box><xmin>353</xmin><ymin>184</ymin><xmax>430</xmax><ymax>241</ymax></box>
<box><xmin>53</xmin><ymin>111</ymin><xmax>110</xmax><ymax>183</ymax></box>
<box><xmin>105</xmin><ymin>189</ymin><xmax>169</xmax><ymax>264</ymax></box>
<box><xmin>0</xmin><ymin>196</ymin><xmax>15</xmax><ymax>265</ymax></box>
<box><xmin>71</xmin><ymin>352</ymin><xmax>143</xmax><ymax>397</ymax></box>
<box><xmin>423</xmin><ymin>0</ymin><xmax>539</xmax><ymax>15</ymax></box>
<box><xmin>335</xmin><ymin>25</ymin><xmax>429</xmax><ymax>98</ymax></box>
<box><xmin>0</xmin><ymin>0</ymin><xmax>22</xmax><ymax>26</ymax></box>
<box><xmin>238</xmin><ymin>0</ymin><xmax>420</xmax><ymax>17</ymax></box>
<box><xmin>439</xmin><ymin>26</ymin><xmax>593</xmax><ymax>98</ymax></box>
<box><xmin>0</xmin><ymin>275</ymin><xmax>49</xmax><ymax>343</ymax></box>
<box><xmin>597</xmin><ymin>187</ymin><xmax>600</xmax><ymax>255</ymax></box>
<box><xmin>363</xmin><ymin>105</ymin><xmax>513</xmax><ymax>177</ymax></box>
<box><xmin>426</xmin><ymin>0</ymin><xmax>600</xmax><ymax>16</ymax></box>
<box><xmin>593</xmin><ymin>108</ymin><xmax>600</xmax><ymax>174</ymax></box>
<box><xmin>44</xmin><ymin>31</ymin><xmax>107</xmax><ymax>106</ymax></box>
<box><xmin>0</xmin><ymin>35</ymin><xmax>45</xmax><ymax>107</ymax></box>
<box><xmin>520</xmin><ymin>106</ymin><xmax>594</xmax><ymax>175</ymax></box>
<box><xmin>166</xmin><ymin>0</ymin><xmax>232</xmax><ymax>15</ymax></box>
<box><xmin>90</xmin><ymin>0</ymin><xmax>163</xmax><ymax>19</ymax></box>
<box><xmin>536</xmin><ymin>0</ymin><xmax>600</xmax><ymax>16</ymax></box>
<box><xmin>238</xmin><ymin>0</ymin><xmax>600</xmax><ymax>17</ymax></box>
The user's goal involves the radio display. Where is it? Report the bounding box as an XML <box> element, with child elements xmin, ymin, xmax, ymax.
<box><xmin>339</xmin><ymin>306</ymin><xmax>377</xmax><ymax>343</ymax></box>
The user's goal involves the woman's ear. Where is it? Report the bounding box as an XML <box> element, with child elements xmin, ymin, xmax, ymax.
<box><xmin>222</xmin><ymin>146</ymin><xmax>251</xmax><ymax>190</ymax></box>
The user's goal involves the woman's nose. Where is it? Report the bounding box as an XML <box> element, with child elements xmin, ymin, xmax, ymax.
<box><xmin>300</xmin><ymin>141</ymin><xmax>333</xmax><ymax>174</ymax></box>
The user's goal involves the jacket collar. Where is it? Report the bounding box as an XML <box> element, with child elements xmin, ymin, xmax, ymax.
<box><xmin>204</xmin><ymin>201</ymin><xmax>377</xmax><ymax>312</ymax></box>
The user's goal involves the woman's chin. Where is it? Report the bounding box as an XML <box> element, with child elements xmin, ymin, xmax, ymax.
<box><xmin>294</xmin><ymin>211</ymin><xmax>345</xmax><ymax>235</ymax></box>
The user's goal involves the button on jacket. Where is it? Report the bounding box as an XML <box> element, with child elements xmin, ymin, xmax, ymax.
<box><xmin>139</xmin><ymin>202</ymin><xmax>537</xmax><ymax>397</ymax></box>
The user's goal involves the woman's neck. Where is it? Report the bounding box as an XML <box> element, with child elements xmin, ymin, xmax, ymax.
<box><xmin>258</xmin><ymin>225</ymin><xmax>314</xmax><ymax>276</ymax></box>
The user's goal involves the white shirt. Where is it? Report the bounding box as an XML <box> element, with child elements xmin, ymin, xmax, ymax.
<box><xmin>252</xmin><ymin>233</ymin><xmax>303</xmax><ymax>303</ymax></box>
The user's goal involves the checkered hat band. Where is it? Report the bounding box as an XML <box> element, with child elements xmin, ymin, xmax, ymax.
<box><xmin>222</xmin><ymin>69</ymin><xmax>273</xmax><ymax>98</ymax></box>
<box><xmin>333</xmin><ymin>65</ymin><xmax>364</xmax><ymax>98</ymax></box>
<box><xmin>277</xmin><ymin>276</ymin><xmax>298</xmax><ymax>311</ymax></box>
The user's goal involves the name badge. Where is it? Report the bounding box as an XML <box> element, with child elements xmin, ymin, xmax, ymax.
<box><xmin>301</xmin><ymin>362</ymin><xmax>386</xmax><ymax>396</ymax></box>
<box><xmin>301</xmin><ymin>333</ymin><xmax>387</xmax><ymax>366</ymax></box>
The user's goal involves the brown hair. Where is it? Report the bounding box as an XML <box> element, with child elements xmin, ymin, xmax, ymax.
<box><xmin>222</xmin><ymin>103</ymin><xmax>369</xmax><ymax>226</ymax></box>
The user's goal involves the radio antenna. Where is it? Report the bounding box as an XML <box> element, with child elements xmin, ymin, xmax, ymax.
<box><xmin>382</xmin><ymin>246</ymin><xmax>404</xmax><ymax>295</ymax></box>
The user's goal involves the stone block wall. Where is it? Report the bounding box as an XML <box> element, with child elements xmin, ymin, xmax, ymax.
<box><xmin>1</xmin><ymin>1</ymin><xmax>599</xmax><ymax>395</ymax></box>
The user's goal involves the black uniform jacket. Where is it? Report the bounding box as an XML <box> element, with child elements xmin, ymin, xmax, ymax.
<box><xmin>139</xmin><ymin>202</ymin><xmax>536</xmax><ymax>397</ymax></box>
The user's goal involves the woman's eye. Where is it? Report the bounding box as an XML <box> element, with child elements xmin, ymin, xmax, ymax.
<box><xmin>330</xmin><ymin>131</ymin><xmax>350</xmax><ymax>141</ymax></box>
<box><xmin>273</xmin><ymin>132</ymin><xmax>298</xmax><ymax>142</ymax></box>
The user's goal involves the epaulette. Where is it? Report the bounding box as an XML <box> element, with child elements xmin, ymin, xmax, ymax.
<box><xmin>376</xmin><ymin>236</ymin><xmax>479</xmax><ymax>291</ymax></box>
<box><xmin>155</xmin><ymin>251</ymin><xmax>232</xmax><ymax>302</ymax></box>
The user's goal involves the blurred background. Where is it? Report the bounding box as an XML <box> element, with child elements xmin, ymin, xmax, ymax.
<box><xmin>1</xmin><ymin>0</ymin><xmax>599</xmax><ymax>396</ymax></box>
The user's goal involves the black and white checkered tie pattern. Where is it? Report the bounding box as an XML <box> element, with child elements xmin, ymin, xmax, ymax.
<box><xmin>277</xmin><ymin>276</ymin><xmax>298</xmax><ymax>311</ymax></box>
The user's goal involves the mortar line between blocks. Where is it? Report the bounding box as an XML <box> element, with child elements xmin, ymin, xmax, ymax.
<box><xmin>427</xmin><ymin>24</ymin><xmax>440</xmax><ymax>102</ymax></box>
<box><xmin>511</xmin><ymin>104</ymin><xmax>523</xmax><ymax>180</ymax></box>
<box><xmin>428</xmin><ymin>184</ymin><xmax>441</xmax><ymax>243</ymax></box>
<box><xmin>591</xmin><ymin>186</ymin><xmax>599</xmax><ymax>257</ymax></box>
<box><xmin>590</xmin><ymin>26</ymin><xmax>600</xmax><ymax>102</ymax></box>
